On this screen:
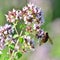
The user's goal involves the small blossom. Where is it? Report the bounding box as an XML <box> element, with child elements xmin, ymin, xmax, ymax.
<box><xmin>24</xmin><ymin>35</ymin><xmax>31</xmax><ymax>43</ymax></box>
<box><xmin>30</xmin><ymin>39</ymin><xmax>35</xmax><ymax>48</ymax></box>
<box><xmin>27</xmin><ymin>3</ymin><xmax>34</xmax><ymax>10</ymax></box>
<box><xmin>26</xmin><ymin>26</ymin><xmax>32</xmax><ymax>32</ymax></box>
<box><xmin>3</xmin><ymin>24</ymin><xmax>14</xmax><ymax>34</ymax></box>
<box><xmin>36</xmin><ymin>29</ymin><xmax>44</xmax><ymax>39</ymax></box>
<box><xmin>5</xmin><ymin>9</ymin><xmax>21</xmax><ymax>23</ymax></box>
<box><xmin>17</xmin><ymin>10</ymin><xmax>23</xmax><ymax>20</ymax></box>
<box><xmin>22</xmin><ymin>6</ymin><xmax>28</xmax><ymax>12</ymax></box>
<box><xmin>33</xmin><ymin>24</ymin><xmax>40</xmax><ymax>31</ymax></box>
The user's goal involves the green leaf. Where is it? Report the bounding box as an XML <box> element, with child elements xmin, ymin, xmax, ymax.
<box><xmin>20</xmin><ymin>24</ymin><xmax>25</xmax><ymax>29</ymax></box>
<box><xmin>14</xmin><ymin>51</ymin><xmax>22</xmax><ymax>59</ymax></box>
<box><xmin>19</xmin><ymin>37</ymin><xmax>24</xmax><ymax>43</ymax></box>
<box><xmin>20</xmin><ymin>25</ymin><xmax>23</xmax><ymax>29</ymax></box>
<box><xmin>9</xmin><ymin>43</ymin><xmax>15</xmax><ymax>50</ymax></box>
<box><xmin>13</xmin><ymin>34</ymin><xmax>19</xmax><ymax>38</ymax></box>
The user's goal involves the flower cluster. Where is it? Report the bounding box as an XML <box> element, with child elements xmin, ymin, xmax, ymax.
<box><xmin>23</xmin><ymin>3</ymin><xmax>44</xmax><ymax>25</ymax></box>
<box><xmin>23</xmin><ymin>35</ymin><xmax>35</xmax><ymax>50</ymax></box>
<box><xmin>0</xmin><ymin>24</ymin><xmax>14</xmax><ymax>50</ymax></box>
<box><xmin>5</xmin><ymin>9</ymin><xmax>22</xmax><ymax>23</ymax></box>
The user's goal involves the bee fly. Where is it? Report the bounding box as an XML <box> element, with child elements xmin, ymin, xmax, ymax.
<box><xmin>39</xmin><ymin>32</ymin><xmax>53</xmax><ymax>45</ymax></box>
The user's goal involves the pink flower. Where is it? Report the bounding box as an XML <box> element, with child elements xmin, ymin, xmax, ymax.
<box><xmin>5</xmin><ymin>9</ymin><xmax>21</xmax><ymax>23</ymax></box>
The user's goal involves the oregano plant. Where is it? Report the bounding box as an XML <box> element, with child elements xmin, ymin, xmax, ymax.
<box><xmin>0</xmin><ymin>3</ymin><xmax>53</xmax><ymax>60</ymax></box>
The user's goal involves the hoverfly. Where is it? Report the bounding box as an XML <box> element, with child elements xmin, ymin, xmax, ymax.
<box><xmin>39</xmin><ymin>32</ymin><xmax>53</xmax><ymax>45</ymax></box>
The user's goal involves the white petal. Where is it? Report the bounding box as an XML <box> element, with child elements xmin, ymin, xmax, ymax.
<box><xmin>13</xmin><ymin>9</ymin><xmax>16</xmax><ymax>12</ymax></box>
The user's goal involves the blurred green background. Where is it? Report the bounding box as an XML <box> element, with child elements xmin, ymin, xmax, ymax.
<box><xmin>0</xmin><ymin>0</ymin><xmax>60</xmax><ymax>60</ymax></box>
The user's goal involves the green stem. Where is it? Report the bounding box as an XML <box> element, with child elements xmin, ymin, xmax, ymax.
<box><xmin>9</xmin><ymin>23</ymin><xmax>23</xmax><ymax>60</ymax></box>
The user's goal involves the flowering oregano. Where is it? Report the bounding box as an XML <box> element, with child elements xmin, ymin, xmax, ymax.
<box><xmin>0</xmin><ymin>3</ymin><xmax>53</xmax><ymax>60</ymax></box>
